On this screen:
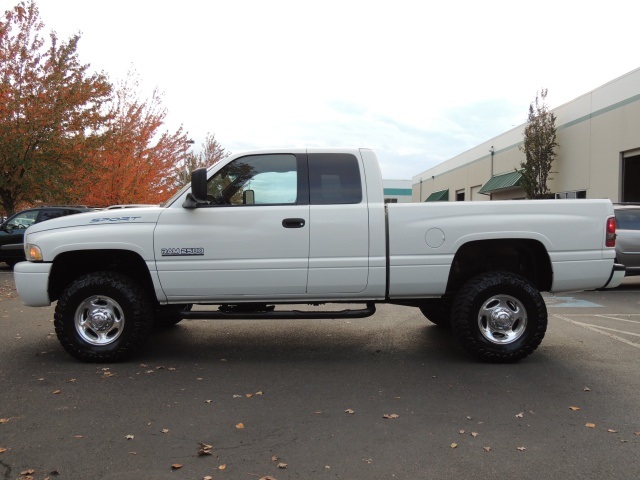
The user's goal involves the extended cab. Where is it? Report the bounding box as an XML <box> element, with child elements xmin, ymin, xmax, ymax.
<box><xmin>14</xmin><ymin>148</ymin><xmax>625</xmax><ymax>363</ymax></box>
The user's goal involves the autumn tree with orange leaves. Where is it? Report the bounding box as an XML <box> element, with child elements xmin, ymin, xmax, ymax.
<box><xmin>74</xmin><ymin>72</ymin><xmax>191</xmax><ymax>207</ymax></box>
<box><xmin>0</xmin><ymin>0</ymin><xmax>112</xmax><ymax>215</ymax></box>
<box><xmin>1</xmin><ymin>1</ymin><xmax>219</xmax><ymax>213</ymax></box>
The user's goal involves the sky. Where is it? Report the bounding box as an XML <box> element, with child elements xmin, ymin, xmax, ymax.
<box><xmin>11</xmin><ymin>0</ymin><xmax>640</xmax><ymax>180</ymax></box>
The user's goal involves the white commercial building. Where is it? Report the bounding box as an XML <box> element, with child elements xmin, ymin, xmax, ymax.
<box><xmin>413</xmin><ymin>67</ymin><xmax>640</xmax><ymax>203</ymax></box>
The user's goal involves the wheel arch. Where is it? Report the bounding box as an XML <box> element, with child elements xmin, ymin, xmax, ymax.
<box><xmin>48</xmin><ymin>249</ymin><xmax>156</xmax><ymax>303</ymax></box>
<box><xmin>446</xmin><ymin>239</ymin><xmax>552</xmax><ymax>294</ymax></box>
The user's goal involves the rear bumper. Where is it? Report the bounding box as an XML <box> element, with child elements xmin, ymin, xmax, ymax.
<box><xmin>14</xmin><ymin>261</ymin><xmax>52</xmax><ymax>306</ymax></box>
<box><xmin>602</xmin><ymin>263</ymin><xmax>626</xmax><ymax>289</ymax></box>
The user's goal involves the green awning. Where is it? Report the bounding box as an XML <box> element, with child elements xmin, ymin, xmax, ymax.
<box><xmin>479</xmin><ymin>171</ymin><xmax>523</xmax><ymax>194</ymax></box>
<box><xmin>425</xmin><ymin>188</ymin><xmax>449</xmax><ymax>202</ymax></box>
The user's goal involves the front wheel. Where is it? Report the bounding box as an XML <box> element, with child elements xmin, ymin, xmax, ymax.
<box><xmin>54</xmin><ymin>272</ymin><xmax>154</xmax><ymax>362</ymax></box>
<box><xmin>451</xmin><ymin>272</ymin><xmax>547</xmax><ymax>362</ymax></box>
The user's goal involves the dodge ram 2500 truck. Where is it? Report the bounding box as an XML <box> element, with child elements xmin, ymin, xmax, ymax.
<box><xmin>14</xmin><ymin>148</ymin><xmax>625</xmax><ymax>363</ymax></box>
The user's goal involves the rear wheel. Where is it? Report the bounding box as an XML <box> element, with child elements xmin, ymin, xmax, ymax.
<box><xmin>451</xmin><ymin>272</ymin><xmax>547</xmax><ymax>362</ymax></box>
<box><xmin>54</xmin><ymin>272</ymin><xmax>154</xmax><ymax>362</ymax></box>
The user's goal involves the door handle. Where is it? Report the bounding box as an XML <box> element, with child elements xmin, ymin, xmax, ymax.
<box><xmin>282</xmin><ymin>218</ymin><xmax>305</xmax><ymax>228</ymax></box>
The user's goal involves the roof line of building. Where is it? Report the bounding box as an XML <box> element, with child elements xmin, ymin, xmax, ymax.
<box><xmin>413</xmin><ymin>91</ymin><xmax>640</xmax><ymax>186</ymax></box>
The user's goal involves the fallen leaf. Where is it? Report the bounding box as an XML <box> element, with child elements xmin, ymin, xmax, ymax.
<box><xmin>607</xmin><ymin>429</ymin><xmax>619</xmax><ymax>433</ymax></box>
<box><xmin>198</xmin><ymin>443</ymin><xmax>213</xmax><ymax>456</ymax></box>
<box><xmin>515</xmin><ymin>412</ymin><xmax>524</xmax><ymax>418</ymax></box>
<box><xmin>450</xmin><ymin>443</ymin><xmax>458</xmax><ymax>449</ymax></box>
<box><xmin>483</xmin><ymin>446</ymin><xmax>491</xmax><ymax>452</ymax></box>
<box><xmin>171</xmin><ymin>464</ymin><xmax>183</xmax><ymax>470</ymax></box>
<box><xmin>53</xmin><ymin>390</ymin><xmax>61</xmax><ymax>394</ymax></box>
<box><xmin>236</xmin><ymin>423</ymin><xmax>245</xmax><ymax>429</ymax></box>
<box><xmin>125</xmin><ymin>434</ymin><xmax>134</xmax><ymax>440</ymax></box>
<box><xmin>459</xmin><ymin>430</ymin><xmax>465</xmax><ymax>434</ymax></box>
<box><xmin>128</xmin><ymin>451</ymin><xmax>137</xmax><ymax>455</ymax></box>
<box><xmin>203</xmin><ymin>477</ymin><xmax>213</xmax><ymax>480</ymax></box>
<box><xmin>313</xmin><ymin>411</ymin><xmax>322</xmax><ymax>415</ymax></box>
<box><xmin>73</xmin><ymin>435</ymin><xmax>83</xmax><ymax>439</ymax></box>
<box><xmin>466</xmin><ymin>416</ymin><xmax>472</xmax><ymax>420</ymax></box>
<box><xmin>0</xmin><ymin>418</ymin><xmax>8</xmax><ymax>424</ymax></box>
<box><xmin>586</xmin><ymin>423</ymin><xmax>596</xmax><ymax>428</ymax></box>
<box><xmin>206</xmin><ymin>400</ymin><xmax>212</xmax><ymax>403</ymax></box>
<box><xmin>161</xmin><ymin>429</ymin><xmax>169</xmax><ymax>434</ymax></box>
<box><xmin>569</xmin><ymin>406</ymin><xmax>581</xmax><ymax>411</ymax></box>
<box><xmin>168</xmin><ymin>367</ymin><xmax>177</xmax><ymax>371</ymax></box>
<box><xmin>21</xmin><ymin>469</ymin><xmax>35</xmax><ymax>475</ymax></box>
<box><xmin>583</xmin><ymin>386</ymin><xmax>591</xmax><ymax>391</ymax></box>
<box><xmin>233</xmin><ymin>395</ymin><xmax>242</xmax><ymax>398</ymax></box>
<box><xmin>471</xmin><ymin>432</ymin><xmax>479</xmax><ymax>438</ymax></box>
<box><xmin>256</xmin><ymin>391</ymin><xmax>264</xmax><ymax>396</ymax></box>
<box><xmin>67</xmin><ymin>379</ymin><xmax>77</xmax><ymax>383</ymax></box>
<box><xmin>259</xmin><ymin>477</ymin><xmax>276</xmax><ymax>480</ymax></box>
<box><xmin>345</xmin><ymin>409</ymin><xmax>355</xmax><ymax>414</ymax></box>
<box><xmin>517</xmin><ymin>447</ymin><xmax>526</xmax><ymax>451</ymax></box>
<box><xmin>635</xmin><ymin>432</ymin><xmax>640</xmax><ymax>436</ymax></box>
<box><xmin>0</xmin><ymin>447</ymin><xmax>6</xmax><ymax>453</ymax></box>
<box><xmin>383</xmin><ymin>413</ymin><xmax>399</xmax><ymax>419</ymax></box>
<box><xmin>218</xmin><ymin>464</ymin><xmax>227</xmax><ymax>470</ymax></box>
<box><xmin>277</xmin><ymin>463</ymin><xmax>288</xmax><ymax>469</ymax></box>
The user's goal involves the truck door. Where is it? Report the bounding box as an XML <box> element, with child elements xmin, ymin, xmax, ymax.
<box><xmin>306</xmin><ymin>152</ymin><xmax>370</xmax><ymax>293</ymax></box>
<box><xmin>154</xmin><ymin>153</ymin><xmax>310</xmax><ymax>301</ymax></box>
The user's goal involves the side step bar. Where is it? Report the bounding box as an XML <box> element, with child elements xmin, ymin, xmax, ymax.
<box><xmin>181</xmin><ymin>303</ymin><xmax>376</xmax><ymax>320</ymax></box>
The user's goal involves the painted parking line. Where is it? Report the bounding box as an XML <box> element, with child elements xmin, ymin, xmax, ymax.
<box><xmin>544</xmin><ymin>296</ymin><xmax>603</xmax><ymax>308</ymax></box>
<box><xmin>591</xmin><ymin>314</ymin><xmax>640</xmax><ymax>325</ymax></box>
<box><xmin>553</xmin><ymin>313</ymin><xmax>640</xmax><ymax>350</ymax></box>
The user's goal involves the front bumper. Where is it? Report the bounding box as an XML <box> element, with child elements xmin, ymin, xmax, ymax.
<box><xmin>14</xmin><ymin>261</ymin><xmax>52</xmax><ymax>306</ymax></box>
<box><xmin>602</xmin><ymin>263</ymin><xmax>626</xmax><ymax>289</ymax></box>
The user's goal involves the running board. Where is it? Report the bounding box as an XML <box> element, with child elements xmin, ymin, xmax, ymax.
<box><xmin>181</xmin><ymin>303</ymin><xmax>376</xmax><ymax>320</ymax></box>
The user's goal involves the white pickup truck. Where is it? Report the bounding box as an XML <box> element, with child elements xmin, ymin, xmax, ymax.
<box><xmin>14</xmin><ymin>148</ymin><xmax>625</xmax><ymax>363</ymax></box>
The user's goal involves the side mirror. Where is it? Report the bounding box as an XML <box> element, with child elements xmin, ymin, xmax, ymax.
<box><xmin>182</xmin><ymin>168</ymin><xmax>208</xmax><ymax>209</ymax></box>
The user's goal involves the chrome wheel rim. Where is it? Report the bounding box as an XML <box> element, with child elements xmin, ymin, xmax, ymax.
<box><xmin>477</xmin><ymin>294</ymin><xmax>527</xmax><ymax>344</ymax></box>
<box><xmin>74</xmin><ymin>295</ymin><xmax>125</xmax><ymax>346</ymax></box>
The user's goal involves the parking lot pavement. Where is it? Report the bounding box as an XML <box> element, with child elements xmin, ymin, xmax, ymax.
<box><xmin>0</xmin><ymin>269</ymin><xmax>638</xmax><ymax>480</ymax></box>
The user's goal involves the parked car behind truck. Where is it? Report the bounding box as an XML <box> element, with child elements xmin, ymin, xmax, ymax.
<box><xmin>0</xmin><ymin>206</ymin><xmax>95</xmax><ymax>267</ymax></box>
<box><xmin>14</xmin><ymin>148</ymin><xmax>625</xmax><ymax>363</ymax></box>
<box><xmin>613</xmin><ymin>203</ymin><xmax>640</xmax><ymax>276</ymax></box>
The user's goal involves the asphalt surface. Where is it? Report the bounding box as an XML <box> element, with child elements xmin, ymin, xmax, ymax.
<box><xmin>1</xmin><ymin>267</ymin><xmax>639</xmax><ymax>480</ymax></box>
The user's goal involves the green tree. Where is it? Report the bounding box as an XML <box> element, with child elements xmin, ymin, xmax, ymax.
<box><xmin>0</xmin><ymin>0</ymin><xmax>112</xmax><ymax>215</ymax></box>
<box><xmin>519</xmin><ymin>89</ymin><xmax>558</xmax><ymax>199</ymax></box>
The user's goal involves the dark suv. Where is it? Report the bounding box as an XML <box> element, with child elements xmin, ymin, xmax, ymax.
<box><xmin>0</xmin><ymin>206</ymin><xmax>94</xmax><ymax>267</ymax></box>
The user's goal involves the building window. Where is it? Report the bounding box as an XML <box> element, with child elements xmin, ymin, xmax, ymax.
<box><xmin>555</xmin><ymin>190</ymin><xmax>586</xmax><ymax>199</ymax></box>
<box><xmin>456</xmin><ymin>189</ymin><xmax>465</xmax><ymax>201</ymax></box>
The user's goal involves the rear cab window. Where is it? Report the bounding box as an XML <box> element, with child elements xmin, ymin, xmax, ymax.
<box><xmin>308</xmin><ymin>153</ymin><xmax>363</xmax><ymax>205</ymax></box>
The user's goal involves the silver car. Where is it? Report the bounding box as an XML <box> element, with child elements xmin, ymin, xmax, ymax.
<box><xmin>614</xmin><ymin>204</ymin><xmax>640</xmax><ymax>276</ymax></box>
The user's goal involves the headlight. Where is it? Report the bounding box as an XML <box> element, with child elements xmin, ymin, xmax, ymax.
<box><xmin>25</xmin><ymin>243</ymin><xmax>43</xmax><ymax>261</ymax></box>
